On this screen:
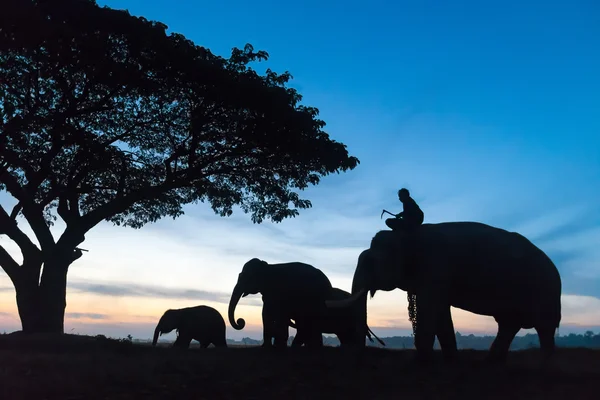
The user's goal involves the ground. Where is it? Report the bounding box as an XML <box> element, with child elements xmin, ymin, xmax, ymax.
<box><xmin>1</xmin><ymin>334</ymin><xmax>598</xmax><ymax>399</ymax></box>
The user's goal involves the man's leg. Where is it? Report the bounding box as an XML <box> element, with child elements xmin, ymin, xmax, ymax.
<box><xmin>385</xmin><ymin>218</ymin><xmax>407</xmax><ymax>231</ymax></box>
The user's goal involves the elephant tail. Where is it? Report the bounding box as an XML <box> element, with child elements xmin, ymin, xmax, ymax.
<box><xmin>367</xmin><ymin>326</ymin><xmax>385</xmax><ymax>346</ymax></box>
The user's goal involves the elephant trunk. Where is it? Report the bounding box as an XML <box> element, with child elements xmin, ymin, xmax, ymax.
<box><xmin>228</xmin><ymin>283</ymin><xmax>246</xmax><ymax>330</ymax></box>
<box><xmin>152</xmin><ymin>324</ymin><xmax>161</xmax><ymax>346</ymax></box>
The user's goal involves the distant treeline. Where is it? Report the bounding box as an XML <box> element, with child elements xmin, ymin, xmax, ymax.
<box><xmin>218</xmin><ymin>331</ymin><xmax>600</xmax><ymax>350</ymax></box>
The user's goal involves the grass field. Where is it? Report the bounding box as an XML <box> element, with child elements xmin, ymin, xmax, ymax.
<box><xmin>1</xmin><ymin>333</ymin><xmax>598</xmax><ymax>399</ymax></box>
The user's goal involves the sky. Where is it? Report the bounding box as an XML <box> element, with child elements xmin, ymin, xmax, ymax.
<box><xmin>1</xmin><ymin>0</ymin><xmax>599</xmax><ymax>341</ymax></box>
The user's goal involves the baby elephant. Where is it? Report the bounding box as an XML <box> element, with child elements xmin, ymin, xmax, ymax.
<box><xmin>152</xmin><ymin>305</ymin><xmax>227</xmax><ymax>349</ymax></box>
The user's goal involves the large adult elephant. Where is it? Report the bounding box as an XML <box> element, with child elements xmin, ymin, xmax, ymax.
<box><xmin>228</xmin><ymin>258</ymin><xmax>334</xmax><ymax>348</ymax></box>
<box><xmin>152</xmin><ymin>305</ymin><xmax>227</xmax><ymax>349</ymax></box>
<box><xmin>326</xmin><ymin>222</ymin><xmax>562</xmax><ymax>363</ymax></box>
<box><xmin>289</xmin><ymin>288</ymin><xmax>385</xmax><ymax>347</ymax></box>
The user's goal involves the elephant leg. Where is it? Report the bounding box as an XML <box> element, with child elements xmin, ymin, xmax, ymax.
<box><xmin>292</xmin><ymin>319</ymin><xmax>309</xmax><ymax>347</ymax></box>
<box><xmin>292</xmin><ymin>318</ymin><xmax>320</xmax><ymax>348</ymax></box>
<box><xmin>174</xmin><ymin>333</ymin><xmax>192</xmax><ymax>349</ymax></box>
<box><xmin>291</xmin><ymin>328</ymin><xmax>305</xmax><ymax>347</ymax></box>
<box><xmin>336</xmin><ymin>331</ymin><xmax>349</xmax><ymax>347</ymax></box>
<box><xmin>486</xmin><ymin>321</ymin><xmax>520</xmax><ymax>363</ymax></box>
<box><xmin>214</xmin><ymin>335</ymin><xmax>228</xmax><ymax>348</ymax></box>
<box><xmin>261</xmin><ymin>303</ymin><xmax>275</xmax><ymax>347</ymax></box>
<box><xmin>413</xmin><ymin>290</ymin><xmax>442</xmax><ymax>362</ymax></box>
<box><xmin>307</xmin><ymin>303</ymin><xmax>328</xmax><ymax>348</ymax></box>
<box><xmin>302</xmin><ymin>321</ymin><xmax>323</xmax><ymax>348</ymax></box>
<box><xmin>353</xmin><ymin>301</ymin><xmax>368</xmax><ymax>349</ymax></box>
<box><xmin>536</xmin><ymin>325</ymin><xmax>556</xmax><ymax>361</ymax></box>
<box><xmin>435</xmin><ymin>306</ymin><xmax>457</xmax><ymax>361</ymax></box>
<box><xmin>272</xmin><ymin>319</ymin><xmax>289</xmax><ymax>348</ymax></box>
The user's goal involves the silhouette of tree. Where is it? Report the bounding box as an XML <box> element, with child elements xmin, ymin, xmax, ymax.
<box><xmin>0</xmin><ymin>0</ymin><xmax>359</xmax><ymax>334</ymax></box>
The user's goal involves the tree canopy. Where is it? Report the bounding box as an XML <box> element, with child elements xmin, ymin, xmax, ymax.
<box><xmin>0</xmin><ymin>0</ymin><xmax>359</xmax><ymax>333</ymax></box>
<box><xmin>0</xmin><ymin>0</ymin><xmax>358</xmax><ymax>233</ymax></box>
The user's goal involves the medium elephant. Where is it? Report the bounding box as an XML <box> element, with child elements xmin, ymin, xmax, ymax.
<box><xmin>327</xmin><ymin>221</ymin><xmax>562</xmax><ymax>363</ymax></box>
<box><xmin>289</xmin><ymin>288</ymin><xmax>385</xmax><ymax>347</ymax></box>
<box><xmin>152</xmin><ymin>305</ymin><xmax>227</xmax><ymax>349</ymax></box>
<box><xmin>228</xmin><ymin>258</ymin><xmax>334</xmax><ymax>348</ymax></box>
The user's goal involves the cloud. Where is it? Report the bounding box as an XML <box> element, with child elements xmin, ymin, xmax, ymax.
<box><xmin>536</xmin><ymin>226</ymin><xmax>600</xmax><ymax>287</ymax></box>
<box><xmin>560</xmin><ymin>294</ymin><xmax>600</xmax><ymax>326</ymax></box>
<box><xmin>66</xmin><ymin>312</ymin><xmax>108</xmax><ymax>320</ymax></box>
<box><xmin>539</xmin><ymin>227</ymin><xmax>600</xmax><ymax>256</ymax></box>
<box><xmin>67</xmin><ymin>279</ymin><xmax>263</xmax><ymax>307</ymax></box>
<box><xmin>508</xmin><ymin>204</ymin><xmax>591</xmax><ymax>242</ymax></box>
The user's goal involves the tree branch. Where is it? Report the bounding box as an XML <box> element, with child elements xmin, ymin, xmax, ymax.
<box><xmin>0</xmin><ymin>153</ymin><xmax>56</xmax><ymax>252</ymax></box>
<box><xmin>10</xmin><ymin>202</ymin><xmax>22</xmax><ymax>220</ymax></box>
<box><xmin>68</xmin><ymin>191</ymin><xmax>80</xmax><ymax>218</ymax></box>
<box><xmin>0</xmin><ymin>152</ymin><xmax>29</xmax><ymax>201</ymax></box>
<box><xmin>22</xmin><ymin>209</ymin><xmax>56</xmax><ymax>253</ymax></box>
<box><xmin>57</xmin><ymin>195</ymin><xmax>73</xmax><ymax>224</ymax></box>
<box><xmin>78</xmin><ymin>182</ymin><xmax>177</xmax><ymax>232</ymax></box>
<box><xmin>0</xmin><ymin>243</ymin><xmax>20</xmax><ymax>285</ymax></box>
<box><xmin>0</xmin><ymin>204</ymin><xmax>41</xmax><ymax>263</ymax></box>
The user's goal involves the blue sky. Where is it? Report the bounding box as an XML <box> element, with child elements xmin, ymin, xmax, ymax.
<box><xmin>1</xmin><ymin>0</ymin><xmax>599</xmax><ymax>340</ymax></box>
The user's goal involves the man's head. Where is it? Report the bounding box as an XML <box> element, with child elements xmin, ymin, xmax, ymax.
<box><xmin>398</xmin><ymin>188</ymin><xmax>410</xmax><ymax>201</ymax></box>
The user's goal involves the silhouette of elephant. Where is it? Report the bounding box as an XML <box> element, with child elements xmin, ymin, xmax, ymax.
<box><xmin>152</xmin><ymin>305</ymin><xmax>227</xmax><ymax>349</ymax></box>
<box><xmin>327</xmin><ymin>221</ymin><xmax>562</xmax><ymax>363</ymax></box>
<box><xmin>288</xmin><ymin>288</ymin><xmax>385</xmax><ymax>347</ymax></box>
<box><xmin>228</xmin><ymin>258</ymin><xmax>334</xmax><ymax>348</ymax></box>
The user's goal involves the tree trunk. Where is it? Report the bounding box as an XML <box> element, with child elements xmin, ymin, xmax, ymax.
<box><xmin>15</xmin><ymin>257</ymin><xmax>71</xmax><ymax>334</ymax></box>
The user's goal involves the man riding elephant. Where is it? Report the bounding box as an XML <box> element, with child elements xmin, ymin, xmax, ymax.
<box><xmin>385</xmin><ymin>188</ymin><xmax>424</xmax><ymax>232</ymax></box>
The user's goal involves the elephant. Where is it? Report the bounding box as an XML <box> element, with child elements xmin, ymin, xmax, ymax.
<box><xmin>326</xmin><ymin>221</ymin><xmax>562</xmax><ymax>363</ymax></box>
<box><xmin>228</xmin><ymin>257</ymin><xmax>334</xmax><ymax>349</ymax></box>
<box><xmin>288</xmin><ymin>288</ymin><xmax>385</xmax><ymax>347</ymax></box>
<box><xmin>152</xmin><ymin>305</ymin><xmax>227</xmax><ymax>349</ymax></box>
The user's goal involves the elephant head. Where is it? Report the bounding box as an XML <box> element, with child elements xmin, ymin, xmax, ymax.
<box><xmin>326</xmin><ymin>231</ymin><xmax>411</xmax><ymax>310</ymax></box>
<box><xmin>359</xmin><ymin>230</ymin><xmax>416</xmax><ymax>291</ymax></box>
<box><xmin>228</xmin><ymin>258</ymin><xmax>270</xmax><ymax>330</ymax></box>
<box><xmin>152</xmin><ymin>309</ymin><xmax>181</xmax><ymax>346</ymax></box>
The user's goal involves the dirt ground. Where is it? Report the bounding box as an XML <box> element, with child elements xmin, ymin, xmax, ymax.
<box><xmin>0</xmin><ymin>334</ymin><xmax>598</xmax><ymax>400</ymax></box>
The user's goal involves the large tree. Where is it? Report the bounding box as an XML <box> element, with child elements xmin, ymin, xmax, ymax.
<box><xmin>0</xmin><ymin>0</ymin><xmax>359</xmax><ymax>334</ymax></box>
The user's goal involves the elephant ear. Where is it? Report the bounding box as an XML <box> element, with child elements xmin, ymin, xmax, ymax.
<box><xmin>163</xmin><ymin>309</ymin><xmax>182</xmax><ymax>330</ymax></box>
